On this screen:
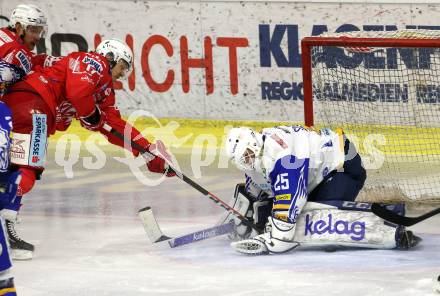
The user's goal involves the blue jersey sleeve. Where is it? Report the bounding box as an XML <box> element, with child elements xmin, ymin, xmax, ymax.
<box><xmin>269</xmin><ymin>155</ymin><xmax>309</xmax><ymax>223</ymax></box>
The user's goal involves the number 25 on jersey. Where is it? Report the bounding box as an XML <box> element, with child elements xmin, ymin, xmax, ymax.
<box><xmin>274</xmin><ymin>173</ymin><xmax>289</xmax><ymax>191</ymax></box>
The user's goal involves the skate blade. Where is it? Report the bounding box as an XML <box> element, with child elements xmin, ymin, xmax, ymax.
<box><xmin>11</xmin><ymin>249</ymin><xmax>33</xmax><ymax>260</ymax></box>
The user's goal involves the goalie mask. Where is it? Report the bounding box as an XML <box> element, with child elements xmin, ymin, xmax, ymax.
<box><xmin>225</xmin><ymin>127</ymin><xmax>263</xmax><ymax>171</ymax></box>
<box><xmin>10</xmin><ymin>4</ymin><xmax>48</xmax><ymax>38</ymax></box>
<box><xmin>96</xmin><ymin>38</ymin><xmax>133</xmax><ymax>77</ymax></box>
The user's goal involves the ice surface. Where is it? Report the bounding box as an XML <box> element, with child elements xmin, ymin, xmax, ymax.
<box><xmin>11</xmin><ymin>152</ymin><xmax>440</xmax><ymax>296</ymax></box>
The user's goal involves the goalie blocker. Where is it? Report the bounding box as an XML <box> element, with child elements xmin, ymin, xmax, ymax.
<box><xmin>220</xmin><ymin>184</ymin><xmax>422</xmax><ymax>253</ymax></box>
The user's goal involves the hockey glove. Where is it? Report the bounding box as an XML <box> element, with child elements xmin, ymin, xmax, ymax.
<box><xmin>79</xmin><ymin>106</ymin><xmax>106</xmax><ymax>132</ymax></box>
<box><xmin>146</xmin><ymin>140</ymin><xmax>176</xmax><ymax>177</ymax></box>
<box><xmin>218</xmin><ymin>183</ymin><xmax>272</xmax><ymax>240</ymax></box>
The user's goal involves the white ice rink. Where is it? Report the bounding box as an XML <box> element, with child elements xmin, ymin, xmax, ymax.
<box><xmin>10</xmin><ymin>151</ymin><xmax>440</xmax><ymax>296</ymax></box>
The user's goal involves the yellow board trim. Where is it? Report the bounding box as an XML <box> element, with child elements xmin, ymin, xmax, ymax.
<box><xmin>47</xmin><ymin>118</ymin><xmax>440</xmax><ymax>157</ymax></box>
<box><xmin>48</xmin><ymin>118</ymin><xmax>302</xmax><ymax>149</ymax></box>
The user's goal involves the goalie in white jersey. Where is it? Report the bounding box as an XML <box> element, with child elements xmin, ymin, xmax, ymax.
<box><xmin>224</xmin><ymin>126</ymin><xmax>420</xmax><ymax>255</ymax></box>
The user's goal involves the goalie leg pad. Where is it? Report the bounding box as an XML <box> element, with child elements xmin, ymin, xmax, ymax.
<box><xmin>295</xmin><ymin>201</ymin><xmax>398</xmax><ymax>249</ymax></box>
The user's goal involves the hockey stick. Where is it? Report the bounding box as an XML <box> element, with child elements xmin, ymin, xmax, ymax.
<box><xmin>168</xmin><ymin>222</ymin><xmax>234</xmax><ymax>248</ymax></box>
<box><xmin>371</xmin><ymin>204</ymin><xmax>440</xmax><ymax>226</ymax></box>
<box><xmin>102</xmin><ymin>124</ymin><xmax>260</xmax><ymax>233</ymax></box>
<box><xmin>138</xmin><ymin>206</ymin><xmax>234</xmax><ymax>247</ymax></box>
<box><xmin>138</xmin><ymin>206</ymin><xmax>171</xmax><ymax>242</ymax></box>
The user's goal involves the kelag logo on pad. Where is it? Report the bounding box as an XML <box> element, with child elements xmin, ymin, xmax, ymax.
<box><xmin>304</xmin><ymin>213</ymin><xmax>366</xmax><ymax>241</ymax></box>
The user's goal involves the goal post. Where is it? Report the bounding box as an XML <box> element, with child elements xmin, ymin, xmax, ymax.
<box><xmin>301</xmin><ymin>30</ymin><xmax>440</xmax><ymax>203</ymax></box>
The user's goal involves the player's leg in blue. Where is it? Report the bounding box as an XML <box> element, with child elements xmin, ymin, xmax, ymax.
<box><xmin>0</xmin><ymin>217</ymin><xmax>16</xmax><ymax>296</ymax></box>
<box><xmin>309</xmin><ymin>137</ymin><xmax>366</xmax><ymax>202</ymax></box>
<box><xmin>0</xmin><ymin>102</ymin><xmax>21</xmax><ymax>293</ymax></box>
<box><xmin>309</xmin><ymin>137</ymin><xmax>420</xmax><ymax>249</ymax></box>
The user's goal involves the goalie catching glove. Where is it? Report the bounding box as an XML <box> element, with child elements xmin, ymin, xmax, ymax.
<box><xmin>224</xmin><ymin>183</ymin><xmax>300</xmax><ymax>255</ymax></box>
<box><xmin>218</xmin><ymin>183</ymin><xmax>272</xmax><ymax>240</ymax></box>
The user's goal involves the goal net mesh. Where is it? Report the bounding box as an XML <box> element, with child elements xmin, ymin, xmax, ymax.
<box><xmin>306</xmin><ymin>30</ymin><xmax>440</xmax><ymax>203</ymax></box>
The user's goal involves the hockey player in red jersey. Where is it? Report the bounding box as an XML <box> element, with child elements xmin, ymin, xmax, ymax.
<box><xmin>0</xmin><ymin>3</ymin><xmax>62</xmax><ymax>260</ymax></box>
<box><xmin>1</xmin><ymin>38</ymin><xmax>175</xmax><ymax>259</ymax></box>
<box><xmin>0</xmin><ymin>4</ymin><xmax>58</xmax><ymax>95</ymax></box>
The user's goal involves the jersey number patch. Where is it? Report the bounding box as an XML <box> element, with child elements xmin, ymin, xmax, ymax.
<box><xmin>274</xmin><ymin>173</ymin><xmax>289</xmax><ymax>191</ymax></box>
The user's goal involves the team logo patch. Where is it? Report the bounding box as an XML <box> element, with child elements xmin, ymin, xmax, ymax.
<box><xmin>10</xmin><ymin>139</ymin><xmax>25</xmax><ymax>160</ymax></box>
<box><xmin>10</xmin><ymin>136</ymin><xmax>29</xmax><ymax>166</ymax></box>
<box><xmin>82</xmin><ymin>56</ymin><xmax>103</xmax><ymax>73</ymax></box>
<box><xmin>15</xmin><ymin>51</ymin><xmax>31</xmax><ymax>74</ymax></box>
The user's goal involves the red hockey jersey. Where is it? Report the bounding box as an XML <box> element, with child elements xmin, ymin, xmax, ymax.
<box><xmin>23</xmin><ymin>51</ymin><xmax>149</xmax><ymax>154</ymax></box>
<box><xmin>0</xmin><ymin>27</ymin><xmax>50</xmax><ymax>74</ymax></box>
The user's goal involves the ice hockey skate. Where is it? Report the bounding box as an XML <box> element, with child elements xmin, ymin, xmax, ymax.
<box><xmin>6</xmin><ymin>219</ymin><xmax>34</xmax><ymax>260</ymax></box>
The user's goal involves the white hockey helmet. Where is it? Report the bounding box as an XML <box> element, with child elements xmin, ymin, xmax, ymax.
<box><xmin>96</xmin><ymin>38</ymin><xmax>133</xmax><ymax>75</ymax></box>
<box><xmin>225</xmin><ymin>127</ymin><xmax>264</xmax><ymax>171</ymax></box>
<box><xmin>9</xmin><ymin>4</ymin><xmax>47</xmax><ymax>38</ymax></box>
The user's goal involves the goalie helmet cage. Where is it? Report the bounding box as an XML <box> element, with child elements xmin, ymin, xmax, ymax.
<box><xmin>301</xmin><ymin>30</ymin><xmax>440</xmax><ymax>203</ymax></box>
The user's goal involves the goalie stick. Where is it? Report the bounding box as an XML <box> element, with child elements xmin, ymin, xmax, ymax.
<box><xmin>103</xmin><ymin>124</ymin><xmax>261</xmax><ymax>234</ymax></box>
<box><xmin>138</xmin><ymin>206</ymin><xmax>234</xmax><ymax>247</ymax></box>
<box><xmin>371</xmin><ymin>204</ymin><xmax>440</xmax><ymax>227</ymax></box>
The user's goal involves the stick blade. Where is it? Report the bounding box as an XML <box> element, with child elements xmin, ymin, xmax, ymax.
<box><xmin>138</xmin><ymin>206</ymin><xmax>170</xmax><ymax>243</ymax></box>
<box><xmin>372</xmin><ymin>204</ymin><xmax>440</xmax><ymax>226</ymax></box>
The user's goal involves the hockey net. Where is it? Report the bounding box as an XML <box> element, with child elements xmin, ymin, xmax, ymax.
<box><xmin>301</xmin><ymin>30</ymin><xmax>440</xmax><ymax>204</ymax></box>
